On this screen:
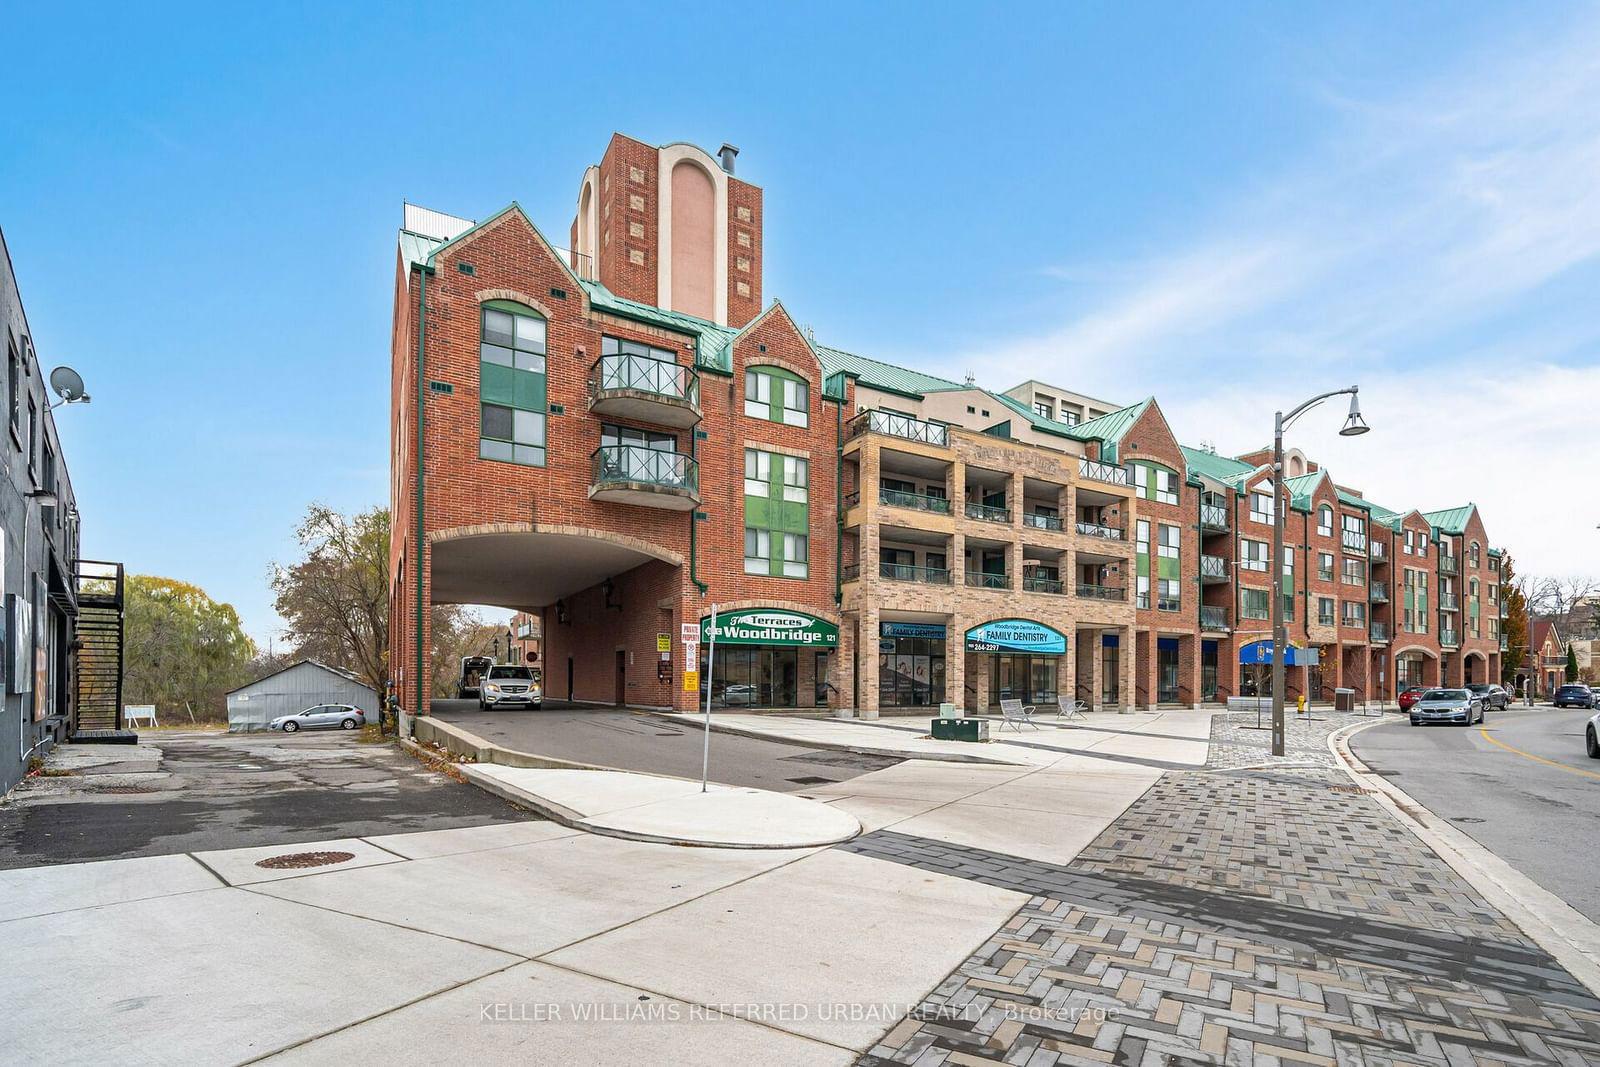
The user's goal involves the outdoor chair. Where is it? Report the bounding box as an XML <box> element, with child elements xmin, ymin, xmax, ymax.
<box><xmin>1054</xmin><ymin>696</ymin><xmax>1088</xmax><ymax>722</ymax></box>
<box><xmin>999</xmin><ymin>698</ymin><xmax>1038</xmax><ymax>731</ymax></box>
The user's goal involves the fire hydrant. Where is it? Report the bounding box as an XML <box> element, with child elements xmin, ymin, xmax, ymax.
<box><xmin>1296</xmin><ymin>694</ymin><xmax>1307</xmax><ymax>716</ymax></box>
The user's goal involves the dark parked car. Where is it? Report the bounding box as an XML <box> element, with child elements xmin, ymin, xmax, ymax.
<box><xmin>1398</xmin><ymin>685</ymin><xmax>1428</xmax><ymax>712</ymax></box>
<box><xmin>1409</xmin><ymin>688</ymin><xmax>1484</xmax><ymax>727</ymax></box>
<box><xmin>1554</xmin><ymin>684</ymin><xmax>1596</xmax><ymax>709</ymax></box>
<box><xmin>1465</xmin><ymin>683</ymin><xmax>1508</xmax><ymax>711</ymax></box>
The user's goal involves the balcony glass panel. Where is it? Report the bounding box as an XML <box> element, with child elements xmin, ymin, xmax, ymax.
<box><xmin>1076</xmin><ymin>521</ymin><xmax>1124</xmax><ymax>541</ymax></box>
<box><xmin>848</xmin><ymin>410</ymin><xmax>948</xmax><ymax>446</ymax></box>
<box><xmin>965</xmin><ymin>501</ymin><xmax>1011</xmax><ymax>523</ymax></box>
<box><xmin>966</xmin><ymin>571</ymin><xmax>1011</xmax><ymax>589</ymax></box>
<box><xmin>591</xmin><ymin>445</ymin><xmax>698</xmax><ymax>492</ymax></box>
<box><xmin>880</xmin><ymin>488</ymin><xmax>951</xmax><ymax>514</ymax></box>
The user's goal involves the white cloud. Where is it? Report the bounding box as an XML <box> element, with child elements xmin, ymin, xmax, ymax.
<box><xmin>928</xmin><ymin>11</ymin><xmax>1600</xmax><ymax>579</ymax></box>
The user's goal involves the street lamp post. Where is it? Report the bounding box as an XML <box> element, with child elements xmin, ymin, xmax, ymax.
<box><xmin>1270</xmin><ymin>386</ymin><xmax>1369</xmax><ymax>756</ymax></box>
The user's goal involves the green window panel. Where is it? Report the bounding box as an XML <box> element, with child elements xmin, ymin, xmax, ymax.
<box><xmin>743</xmin><ymin>366</ymin><xmax>810</xmax><ymax>427</ymax></box>
<box><xmin>742</xmin><ymin>447</ymin><xmax>810</xmax><ymax>578</ymax></box>
<box><xmin>1136</xmin><ymin>554</ymin><xmax>1151</xmax><ymax>578</ymax></box>
<box><xmin>479</xmin><ymin>301</ymin><xmax>548</xmax><ymax>468</ymax></box>
<box><xmin>481</xmin><ymin>362</ymin><xmax>514</xmax><ymax>406</ymax></box>
<box><xmin>1157</xmin><ymin>555</ymin><xmax>1179</xmax><ymax>581</ymax></box>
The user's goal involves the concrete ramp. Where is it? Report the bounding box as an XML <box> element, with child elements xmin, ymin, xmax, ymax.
<box><xmin>464</xmin><ymin>765</ymin><xmax>861</xmax><ymax>849</ymax></box>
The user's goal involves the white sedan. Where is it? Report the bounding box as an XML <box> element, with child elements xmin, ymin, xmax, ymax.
<box><xmin>269</xmin><ymin>704</ymin><xmax>364</xmax><ymax>733</ymax></box>
<box><xmin>1588</xmin><ymin>710</ymin><xmax>1600</xmax><ymax>759</ymax></box>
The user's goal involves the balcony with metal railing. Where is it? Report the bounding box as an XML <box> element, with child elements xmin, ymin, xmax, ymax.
<box><xmin>847</xmin><ymin>409</ymin><xmax>949</xmax><ymax>447</ymax></box>
<box><xmin>1199</xmin><ymin>604</ymin><xmax>1229</xmax><ymax>631</ymax></box>
<box><xmin>1021</xmin><ymin>573</ymin><xmax>1066</xmax><ymax>594</ymax></box>
<box><xmin>1369</xmin><ymin>539</ymin><xmax>1388</xmax><ymax>560</ymax></box>
<box><xmin>589</xmin><ymin>445</ymin><xmax>699</xmax><ymax>510</ymax></box>
<box><xmin>964</xmin><ymin>500</ymin><xmax>1011</xmax><ymax>524</ymax></box>
<box><xmin>1341</xmin><ymin>529</ymin><xmax>1368</xmax><ymax>554</ymax></box>
<box><xmin>1077</xmin><ymin>583</ymin><xmax>1127</xmax><ymax>601</ymax></box>
<box><xmin>1077</xmin><ymin>458</ymin><xmax>1129</xmax><ymax>486</ymax></box>
<box><xmin>966</xmin><ymin>570</ymin><xmax>1011</xmax><ymax>590</ymax></box>
<box><xmin>588</xmin><ymin>354</ymin><xmax>701</xmax><ymax>427</ymax></box>
<box><xmin>1438</xmin><ymin>593</ymin><xmax>1459</xmax><ymax>611</ymax></box>
<box><xmin>1022</xmin><ymin>511</ymin><xmax>1064</xmax><ymax>532</ymax></box>
<box><xmin>878</xmin><ymin>562</ymin><xmax>953</xmax><ymax>585</ymax></box>
<box><xmin>1440</xmin><ymin>629</ymin><xmax>1460</xmax><ymax>647</ymax></box>
<box><xmin>879</xmin><ymin>487</ymin><xmax>952</xmax><ymax>515</ymax></box>
<box><xmin>1200</xmin><ymin>555</ymin><xmax>1228</xmax><ymax>583</ymax></box>
<box><xmin>1369</xmin><ymin>581</ymin><xmax>1388</xmax><ymax>603</ymax></box>
<box><xmin>1499</xmin><ymin>635</ymin><xmax>1509</xmax><ymax>651</ymax></box>
<box><xmin>1370</xmin><ymin>621</ymin><xmax>1389</xmax><ymax>642</ymax></box>
<box><xmin>1438</xmin><ymin>555</ymin><xmax>1459</xmax><ymax>575</ymax></box>
<box><xmin>1200</xmin><ymin>503</ymin><xmax>1228</xmax><ymax>533</ymax></box>
<box><xmin>1075</xmin><ymin>520</ymin><xmax>1123</xmax><ymax>541</ymax></box>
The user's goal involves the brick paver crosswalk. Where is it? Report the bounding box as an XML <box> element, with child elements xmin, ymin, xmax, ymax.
<box><xmin>848</xmin><ymin>714</ymin><xmax>1600</xmax><ymax>1065</ymax></box>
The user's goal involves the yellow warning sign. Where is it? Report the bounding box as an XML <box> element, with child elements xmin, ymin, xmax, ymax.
<box><xmin>682</xmin><ymin>670</ymin><xmax>700</xmax><ymax>692</ymax></box>
<box><xmin>656</xmin><ymin>633</ymin><xmax>671</xmax><ymax>653</ymax></box>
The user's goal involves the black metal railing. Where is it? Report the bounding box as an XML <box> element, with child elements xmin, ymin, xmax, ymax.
<box><xmin>847</xmin><ymin>409</ymin><xmax>949</xmax><ymax>447</ymax></box>
<box><xmin>1200</xmin><ymin>555</ymin><xmax>1227</xmax><ymax>580</ymax></box>
<box><xmin>1022</xmin><ymin>574</ymin><xmax>1065</xmax><ymax>594</ymax></box>
<box><xmin>880</xmin><ymin>488</ymin><xmax>951</xmax><ymax>514</ymax></box>
<box><xmin>1370</xmin><ymin>582</ymin><xmax>1388</xmax><ymax>603</ymax></box>
<box><xmin>591</xmin><ymin>445</ymin><xmax>698</xmax><ymax>493</ymax></box>
<box><xmin>1369</xmin><ymin>540</ymin><xmax>1387</xmax><ymax>560</ymax></box>
<box><xmin>590</xmin><ymin>353</ymin><xmax>699</xmax><ymax>405</ymax></box>
<box><xmin>1200</xmin><ymin>605</ymin><xmax>1229</xmax><ymax>630</ymax></box>
<box><xmin>1078</xmin><ymin>458</ymin><xmax>1128</xmax><ymax>485</ymax></box>
<box><xmin>1371</xmin><ymin>622</ymin><xmax>1389</xmax><ymax>641</ymax></box>
<box><xmin>1342</xmin><ymin>529</ymin><xmax>1368</xmax><ymax>553</ymax></box>
<box><xmin>1023</xmin><ymin>511</ymin><xmax>1064</xmax><ymax>531</ymax></box>
<box><xmin>1439</xmin><ymin>556</ymin><xmax>1459</xmax><ymax>575</ymax></box>
<box><xmin>1076</xmin><ymin>521</ymin><xmax>1123</xmax><ymax>541</ymax></box>
<box><xmin>965</xmin><ymin>501</ymin><xmax>1010</xmax><ymax>523</ymax></box>
<box><xmin>1077</xmin><ymin>584</ymin><xmax>1126</xmax><ymax>601</ymax></box>
<box><xmin>879</xmin><ymin>563</ymin><xmax>952</xmax><ymax>584</ymax></box>
<box><xmin>1200</xmin><ymin>504</ymin><xmax>1228</xmax><ymax>532</ymax></box>
<box><xmin>966</xmin><ymin>570</ymin><xmax>1011</xmax><ymax>589</ymax></box>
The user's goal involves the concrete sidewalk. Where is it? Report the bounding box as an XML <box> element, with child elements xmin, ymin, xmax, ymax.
<box><xmin>0</xmin><ymin>711</ymin><xmax>1187</xmax><ymax>1063</ymax></box>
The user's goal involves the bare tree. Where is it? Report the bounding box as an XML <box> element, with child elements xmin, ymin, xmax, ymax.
<box><xmin>1525</xmin><ymin>574</ymin><xmax>1600</xmax><ymax>638</ymax></box>
<box><xmin>271</xmin><ymin>505</ymin><xmax>390</xmax><ymax>693</ymax></box>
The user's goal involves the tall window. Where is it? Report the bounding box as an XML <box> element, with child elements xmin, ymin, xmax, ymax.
<box><xmin>479</xmin><ymin>303</ymin><xmax>548</xmax><ymax>466</ymax></box>
<box><xmin>1317</xmin><ymin>552</ymin><xmax>1334</xmax><ymax>582</ymax></box>
<box><xmin>1135</xmin><ymin>520</ymin><xmax>1151</xmax><ymax>609</ymax></box>
<box><xmin>5</xmin><ymin>338</ymin><xmax>17</xmax><ymax>435</ymax></box>
<box><xmin>1342</xmin><ymin>558</ymin><xmax>1365</xmax><ymax>585</ymax></box>
<box><xmin>1317</xmin><ymin>505</ymin><xmax>1333</xmax><ymax>536</ymax></box>
<box><xmin>743</xmin><ymin>447</ymin><xmax>810</xmax><ymax>579</ymax></box>
<box><xmin>1130</xmin><ymin>463</ymin><xmax>1178</xmax><ymax>505</ymax></box>
<box><xmin>1318</xmin><ymin>597</ymin><xmax>1335</xmax><ymax>625</ymax></box>
<box><xmin>1250</xmin><ymin>490</ymin><xmax>1274</xmax><ymax>525</ymax></box>
<box><xmin>1470</xmin><ymin>541</ymin><xmax>1481</xmax><ymax>568</ymax></box>
<box><xmin>1240</xmin><ymin>539</ymin><xmax>1269</xmax><ymax>572</ymax></box>
<box><xmin>27</xmin><ymin>397</ymin><xmax>37</xmax><ymax>480</ymax></box>
<box><xmin>744</xmin><ymin>367</ymin><xmax>808</xmax><ymax>427</ymax></box>
<box><xmin>1157</xmin><ymin>523</ymin><xmax>1180</xmax><ymax>611</ymax></box>
<box><xmin>1241</xmin><ymin>587</ymin><xmax>1269</xmax><ymax>620</ymax></box>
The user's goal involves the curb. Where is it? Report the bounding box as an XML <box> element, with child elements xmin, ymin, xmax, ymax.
<box><xmin>399</xmin><ymin>730</ymin><xmax>858</xmax><ymax>851</ymax></box>
<box><xmin>642</xmin><ymin>710</ymin><xmax>1028</xmax><ymax>767</ymax></box>
<box><xmin>1327</xmin><ymin>717</ymin><xmax>1600</xmax><ymax>1001</ymax></box>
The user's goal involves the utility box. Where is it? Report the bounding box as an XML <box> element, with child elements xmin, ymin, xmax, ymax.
<box><xmin>1335</xmin><ymin>687</ymin><xmax>1355</xmax><ymax>712</ymax></box>
<box><xmin>931</xmin><ymin>717</ymin><xmax>988</xmax><ymax>742</ymax></box>
<box><xmin>938</xmin><ymin>702</ymin><xmax>959</xmax><ymax>718</ymax></box>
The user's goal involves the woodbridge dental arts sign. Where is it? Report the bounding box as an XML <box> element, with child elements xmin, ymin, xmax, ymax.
<box><xmin>965</xmin><ymin>618</ymin><xmax>1066</xmax><ymax>655</ymax></box>
<box><xmin>701</xmin><ymin>609</ymin><xmax>840</xmax><ymax>648</ymax></box>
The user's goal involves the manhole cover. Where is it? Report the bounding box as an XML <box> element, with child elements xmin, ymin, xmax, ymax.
<box><xmin>1450</xmin><ymin>817</ymin><xmax>1486</xmax><ymax>824</ymax></box>
<box><xmin>255</xmin><ymin>851</ymin><xmax>356</xmax><ymax>870</ymax></box>
<box><xmin>785</xmin><ymin>776</ymin><xmax>837</xmax><ymax>786</ymax></box>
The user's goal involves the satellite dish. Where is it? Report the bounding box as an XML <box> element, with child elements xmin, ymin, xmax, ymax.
<box><xmin>48</xmin><ymin>366</ymin><xmax>88</xmax><ymax>404</ymax></box>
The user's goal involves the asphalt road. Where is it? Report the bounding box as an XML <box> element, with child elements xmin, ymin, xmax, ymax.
<box><xmin>431</xmin><ymin>700</ymin><xmax>901</xmax><ymax>791</ymax></box>
<box><xmin>1350</xmin><ymin>707</ymin><xmax>1600</xmax><ymax>917</ymax></box>
<box><xmin>0</xmin><ymin>730</ymin><xmax>536</xmax><ymax>869</ymax></box>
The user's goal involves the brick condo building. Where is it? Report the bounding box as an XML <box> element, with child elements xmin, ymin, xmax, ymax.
<box><xmin>388</xmin><ymin>134</ymin><xmax>1506</xmax><ymax>718</ymax></box>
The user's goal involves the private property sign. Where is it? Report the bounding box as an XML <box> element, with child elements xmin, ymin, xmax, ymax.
<box><xmin>700</xmin><ymin>609</ymin><xmax>839</xmax><ymax>648</ymax></box>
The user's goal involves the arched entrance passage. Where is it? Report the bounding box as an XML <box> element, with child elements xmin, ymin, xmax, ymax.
<box><xmin>1393</xmin><ymin>646</ymin><xmax>1440</xmax><ymax>689</ymax></box>
<box><xmin>1462</xmin><ymin>650</ymin><xmax>1487</xmax><ymax>685</ymax></box>
<box><xmin>421</xmin><ymin>524</ymin><xmax>685</xmax><ymax>711</ymax></box>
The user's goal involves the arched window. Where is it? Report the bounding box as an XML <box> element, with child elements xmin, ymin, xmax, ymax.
<box><xmin>1470</xmin><ymin>541</ymin><xmax>1481</xmax><ymax>568</ymax></box>
<box><xmin>1317</xmin><ymin>504</ymin><xmax>1333</xmax><ymax>537</ymax></box>
<box><xmin>479</xmin><ymin>301</ymin><xmax>547</xmax><ymax>466</ymax></box>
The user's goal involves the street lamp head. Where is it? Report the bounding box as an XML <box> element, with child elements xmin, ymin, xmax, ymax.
<box><xmin>1339</xmin><ymin>391</ymin><xmax>1370</xmax><ymax>437</ymax></box>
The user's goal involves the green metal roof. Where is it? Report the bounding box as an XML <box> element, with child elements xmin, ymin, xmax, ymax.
<box><xmin>578</xmin><ymin>280</ymin><xmax>739</xmax><ymax>371</ymax></box>
<box><xmin>1283</xmin><ymin>472</ymin><xmax>1327</xmax><ymax>512</ymax></box>
<box><xmin>1063</xmin><ymin>398</ymin><xmax>1154</xmax><ymax>463</ymax></box>
<box><xmin>814</xmin><ymin>346</ymin><xmax>967</xmax><ymax>398</ymax></box>
<box><xmin>400</xmin><ymin>230</ymin><xmax>445</xmax><ymax>268</ymax></box>
<box><xmin>1422</xmin><ymin>505</ymin><xmax>1476</xmax><ymax>535</ymax></box>
<box><xmin>1180</xmin><ymin>445</ymin><xmax>1256</xmax><ymax>488</ymax></box>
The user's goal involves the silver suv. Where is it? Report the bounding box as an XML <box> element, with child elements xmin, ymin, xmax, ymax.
<box><xmin>480</xmin><ymin>664</ymin><xmax>543</xmax><ymax>710</ymax></box>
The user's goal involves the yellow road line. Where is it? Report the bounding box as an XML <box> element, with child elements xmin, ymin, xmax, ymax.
<box><xmin>1478</xmin><ymin>725</ymin><xmax>1600</xmax><ymax>781</ymax></box>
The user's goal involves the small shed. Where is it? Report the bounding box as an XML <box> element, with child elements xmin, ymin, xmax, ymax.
<box><xmin>226</xmin><ymin>660</ymin><xmax>378</xmax><ymax>733</ymax></box>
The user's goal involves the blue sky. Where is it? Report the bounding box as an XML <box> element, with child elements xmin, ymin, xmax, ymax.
<box><xmin>3</xmin><ymin>2</ymin><xmax>1597</xmax><ymax>644</ymax></box>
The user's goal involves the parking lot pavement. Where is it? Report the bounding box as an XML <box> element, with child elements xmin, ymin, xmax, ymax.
<box><xmin>0</xmin><ymin>730</ymin><xmax>537</xmax><ymax>869</ymax></box>
<box><xmin>430</xmin><ymin>701</ymin><xmax>902</xmax><ymax>791</ymax></box>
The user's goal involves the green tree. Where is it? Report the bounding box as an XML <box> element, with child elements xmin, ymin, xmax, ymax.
<box><xmin>1566</xmin><ymin>644</ymin><xmax>1580</xmax><ymax>683</ymax></box>
<box><xmin>1500</xmin><ymin>554</ymin><xmax>1529</xmax><ymax>686</ymax></box>
<box><xmin>124</xmin><ymin>577</ymin><xmax>256</xmax><ymax>720</ymax></box>
<box><xmin>429</xmin><ymin>604</ymin><xmax>508</xmax><ymax>698</ymax></box>
<box><xmin>271</xmin><ymin>505</ymin><xmax>390</xmax><ymax>694</ymax></box>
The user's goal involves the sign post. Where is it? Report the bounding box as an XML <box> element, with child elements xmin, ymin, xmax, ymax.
<box><xmin>702</xmin><ymin>604</ymin><xmax>717</xmax><ymax>793</ymax></box>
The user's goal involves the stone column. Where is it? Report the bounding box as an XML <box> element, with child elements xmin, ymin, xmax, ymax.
<box><xmin>858</xmin><ymin>599</ymin><xmax>880</xmax><ymax>719</ymax></box>
<box><xmin>834</xmin><ymin>620</ymin><xmax>857</xmax><ymax>716</ymax></box>
<box><xmin>1119</xmin><ymin>625</ymin><xmax>1137</xmax><ymax>713</ymax></box>
<box><xmin>944</xmin><ymin>610</ymin><xmax>964</xmax><ymax>713</ymax></box>
<box><xmin>1056</xmin><ymin>647</ymin><xmax>1074</xmax><ymax>711</ymax></box>
<box><xmin>1083</xmin><ymin>628</ymin><xmax>1101</xmax><ymax>710</ymax></box>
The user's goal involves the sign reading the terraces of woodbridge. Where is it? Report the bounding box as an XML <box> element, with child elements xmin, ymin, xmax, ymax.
<box><xmin>965</xmin><ymin>619</ymin><xmax>1066</xmax><ymax>656</ymax></box>
<box><xmin>700</xmin><ymin>609</ymin><xmax>840</xmax><ymax>648</ymax></box>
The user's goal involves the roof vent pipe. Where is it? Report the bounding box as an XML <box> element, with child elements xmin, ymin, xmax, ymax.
<box><xmin>718</xmin><ymin>143</ymin><xmax>739</xmax><ymax>174</ymax></box>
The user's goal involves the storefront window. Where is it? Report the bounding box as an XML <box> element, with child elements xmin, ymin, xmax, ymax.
<box><xmin>706</xmin><ymin>646</ymin><xmax>798</xmax><ymax>708</ymax></box>
<box><xmin>879</xmin><ymin>622</ymin><xmax>946</xmax><ymax>707</ymax></box>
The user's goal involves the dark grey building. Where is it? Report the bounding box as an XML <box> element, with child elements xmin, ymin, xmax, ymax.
<box><xmin>0</xmin><ymin>227</ymin><xmax>123</xmax><ymax>797</ymax></box>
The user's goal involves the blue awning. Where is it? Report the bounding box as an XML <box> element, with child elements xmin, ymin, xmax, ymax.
<box><xmin>1239</xmin><ymin>640</ymin><xmax>1318</xmax><ymax>667</ymax></box>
